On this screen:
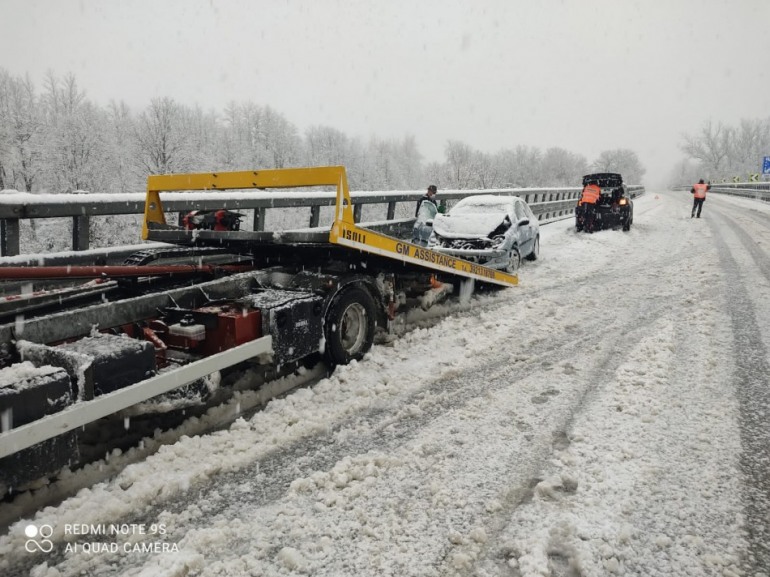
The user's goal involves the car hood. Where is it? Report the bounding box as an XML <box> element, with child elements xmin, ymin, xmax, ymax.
<box><xmin>432</xmin><ymin>213</ymin><xmax>508</xmax><ymax>239</ymax></box>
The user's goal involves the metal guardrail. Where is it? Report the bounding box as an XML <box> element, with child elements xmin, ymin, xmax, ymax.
<box><xmin>706</xmin><ymin>182</ymin><xmax>770</xmax><ymax>202</ymax></box>
<box><xmin>0</xmin><ymin>185</ymin><xmax>645</xmax><ymax>258</ymax></box>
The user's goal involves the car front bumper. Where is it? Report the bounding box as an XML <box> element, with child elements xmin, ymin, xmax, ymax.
<box><xmin>428</xmin><ymin>245</ymin><xmax>508</xmax><ymax>269</ymax></box>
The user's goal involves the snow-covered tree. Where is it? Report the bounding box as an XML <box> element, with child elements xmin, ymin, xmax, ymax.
<box><xmin>104</xmin><ymin>100</ymin><xmax>139</xmax><ymax>193</ymax></box>
<box><xmin>591</xmin><ymin>149</ymin><xmax>646</xmax><ymax>184</ymax></box>
<box><xmin>680</xmin><ymin>121</ymin><xmax>731</xmax><ymax>179</ymax></box>
<box><xmin>668</xmin><ymin>158</ymin><xmax>702</xmax><ymax>188</ymax></box>
<box><xmin>541</xmin><ymin>147</ymin><xmax>588</xmax><ymax>186</ymax></box>
<box><xmin>0</xmin><ymin>70</ymin><xmax>42</xmax><ymax>191</ymax></box>
<box><xmin>133</xmin><ymin>97</ymin><xmax>191</xmax><ymax>175</ymax></box>
<box><xmin>303</xmin><ymin>125</ymin><xmax>347</xmax><ymax>166</ymax></box>
<box><xmin>445</xmin><ymin>140</ymin><xmax>476</xmax><ymax>189</ymax></box>
<box><xmin>422</xmin><ymin>161</ymin><xmax>445</xmax><ymax>190</ymax></box>
<box><xmin>353</xmin><ymin>136</ymin><xmax>417</xmax><ymax>190</ymax></box>
<box><xmin>726</xmin><ymin>118</ymin><xmax>770</xmax><ymax>177</ymax></box>
<box><xmin>472</xmin><ymin>150</ymin><xmax>497</xmax><ymax>189</ymax></box>
<box><xmin>260</xmin><ymin>106</ymin><xmax>302</xmax><ymax>169</ymax></box>
<box><xmin>40</xmin><ymin>73</ymin><xmax>110</xmax><ymax>193</ymax></box>
<box><xmin>493</xmin><ymin>146</ymin><xmax>543</xmax><ymax>188</ymax></box>
<box><xmin>394</xmin><ymin>135</ymin><xmax>423</xmax><ymax>189</ymax></box>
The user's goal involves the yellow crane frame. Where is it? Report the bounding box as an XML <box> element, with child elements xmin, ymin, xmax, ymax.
<box><xmin>142</xmin><ymin>166</ymin><xmax>518</xmax><ymax>287</ymax></box>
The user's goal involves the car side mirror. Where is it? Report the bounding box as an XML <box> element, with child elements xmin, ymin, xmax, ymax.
<box><xmin>518</xmin><ymin>218</ymin><xmax>530</xmax><ymax>226</ymax></box>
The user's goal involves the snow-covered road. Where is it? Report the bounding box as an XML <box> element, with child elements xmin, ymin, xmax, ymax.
<box><xmin>2</xmin><ymin>190</ymin><xmax>769</xmax><ymax>577</ymax></box>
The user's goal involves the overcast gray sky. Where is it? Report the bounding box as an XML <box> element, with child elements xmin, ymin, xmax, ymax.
<box><xmin>1</xmin><ymin>0</ymin><xmax>768</xmax><ymax>187</ymax></box>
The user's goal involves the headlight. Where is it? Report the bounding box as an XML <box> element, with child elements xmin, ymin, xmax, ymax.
<box><xmin>490</xmin><ymin>235</ymin><xmax>506</xmax><ymax>248</ymax></box>
<box><xmin>619</xmin><ymin>198</ymin><xmax>628</xmax><ymax>206</ymax></box>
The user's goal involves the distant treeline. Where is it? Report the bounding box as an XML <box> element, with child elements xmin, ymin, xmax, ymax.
<box><xmin>0</xmin><ymin>68</ymin><xmax>647</xmax><ymax>196</ymax></box>
<box><xmin>673</xmin><ymin>118</ymin><xmax>770</xmax><ymax>185</ymax></box>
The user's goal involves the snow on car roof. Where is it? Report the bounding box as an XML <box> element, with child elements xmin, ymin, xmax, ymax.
<box><xmin>453</xmin><ymin>195</ymin><xmax>514</xmax><ymax>209</ymax></box>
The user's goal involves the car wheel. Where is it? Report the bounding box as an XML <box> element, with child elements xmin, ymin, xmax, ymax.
<box><xmin>324</xmin><ymin>287</ymin><xmax>376</xmax><ymax>366</ymax></box>
<box><xmin>622</xmin><ymin>212</ymin><xmax>632</xmax><ymax>231</ymax></box>
<box><xmin>505</xmin><ymin>246</ymin><xmax>521</xmax><ymax>274</ymax></box>
<box><xmin>526</xmin><ymin>235</ymin><xmax>539</xmax><ymax>261</ymax></box>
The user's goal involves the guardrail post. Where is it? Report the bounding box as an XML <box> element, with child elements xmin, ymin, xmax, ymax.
<box><xmin>309</xmin><ymin>206</ymin><xmax>320</xmax><ymax>228</ymax></box>
<box><xmin>1</xmin><ymin>218</ymin><xmax>20</xmax><ymax>257</ymax></box>
<box><xmin>386</xmin><ymin>201</ymin><xmax>396</xmax><ymax>220</ymax></box>
<box><xmin>253</xmin><ymin>208</ymin><xmax>266</xmax><ymax>232</ymax></box>
<box><xmin>72</xmin><ymin>215</ymin><xmax>90</xmax><ymax>251</ymax></box>
<box><xmin>354</xmin><ymin>204</ymin><xmax>362</xmax><ymax>223</ymax></box>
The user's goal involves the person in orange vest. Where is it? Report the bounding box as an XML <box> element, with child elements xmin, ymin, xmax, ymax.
<box><xmin>579</xmin><ymin>183</ymin><xmax>601</xmax><ymax>232</ymax></box>
<box><xmin>690</xmin><ymin>179</ymin><xmax>711</xmax><ymax>218</ymax></box>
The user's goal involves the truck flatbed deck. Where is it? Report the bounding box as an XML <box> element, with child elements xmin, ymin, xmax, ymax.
<box><xmin>143</xmin><ymin>166</ymin><xmax>518</xmax><ymax>288</ymax></box>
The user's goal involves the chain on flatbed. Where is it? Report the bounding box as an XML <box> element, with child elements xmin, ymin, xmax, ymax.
<box><xmin>123</xmin><ymin>247</ymin><xmax>237</xmax><ymax>266</ymax></box>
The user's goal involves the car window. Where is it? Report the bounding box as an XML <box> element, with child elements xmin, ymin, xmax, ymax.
<box><xmin>513</xmin><ymin>200</ymin><xmax>527</xmax><ymax>221</ymax></box>
<box><xmin>523</xmin><ymin>202</ymin><xmax>535</xmax><ymax>219</ymax></box>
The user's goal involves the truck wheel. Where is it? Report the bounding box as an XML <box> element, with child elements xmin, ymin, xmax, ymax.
<box><xmin>324</xmin><ymin>287</ymin><xmax>376</xmax><ymax>365</ymax></box>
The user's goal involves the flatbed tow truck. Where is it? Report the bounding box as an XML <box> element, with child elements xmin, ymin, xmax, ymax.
<box><xmin>0</xmin><ymin>166</ymin><xmax>517</xmax><ymax>492</ymax></box>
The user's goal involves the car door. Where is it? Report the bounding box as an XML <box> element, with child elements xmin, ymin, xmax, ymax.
<box><xmin>513</xmin><ymin>199</ymin><xmax>534</xmax><ymax>254</ymax></box>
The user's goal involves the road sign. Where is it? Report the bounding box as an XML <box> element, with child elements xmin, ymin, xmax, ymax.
<box><xmin>763</xmin><ymin>156</ymin><xmax>770</xmax><ymax>174</ymax></box>
<box><xmin>749</xmin><ymin>173</ymin><xmax>759</xmax><ymax>182</ymax></box>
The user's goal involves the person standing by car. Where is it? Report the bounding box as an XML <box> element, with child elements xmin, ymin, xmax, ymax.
<box><xmin>578</xmin><ymin>182</ymin><xmax>601</xmax><ymax>232</ymax></box>
<box><xmin>690</xmin><ymin>179</ymin><xmax>710</xmax><ymax>218</ymax></box>
<box><xmin>412</xmin><ymin>185</ymin><xmax>438</xmax><ymax>245</ymax></box>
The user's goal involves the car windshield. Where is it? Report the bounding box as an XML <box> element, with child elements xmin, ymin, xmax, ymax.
<box><xmin>450</xmin><ymin>198</ymin><xmax>510</xmax><ymax>216</ymax></box>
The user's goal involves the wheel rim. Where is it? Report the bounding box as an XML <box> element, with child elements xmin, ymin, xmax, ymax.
<box><xmin>507</xmin><ymin>249</ymin><xmax>520</xmax><ymax>273</ymax></box>
<box><xmin>340</xmin><ymin>302</ymin><xmax>368</xmax><ymax>354</ymax></box>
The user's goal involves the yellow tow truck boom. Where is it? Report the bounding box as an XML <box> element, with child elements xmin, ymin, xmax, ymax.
<box><xmin>143</xmin><ymin>165</ymin><xmax>517</xmax><ymax>287</ymax></box>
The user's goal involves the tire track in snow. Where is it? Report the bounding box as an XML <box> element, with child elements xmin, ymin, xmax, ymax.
<box><xmin>708</xmin><ymin>211</ymin><xmax>770</xmax><ymax>574</ymax></box>
<box><xmin>437</xmin><ymin>307</ymin><xmax>674</xmax><ymax>577</ymax></box>
<box><xmin>456</xmin><ymin>205</ymin><xmax>740</xmax><ymax>577</ymax></box>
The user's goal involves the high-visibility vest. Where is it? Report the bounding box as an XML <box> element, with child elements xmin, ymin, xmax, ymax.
<box><xmin>580</xmin><ymin>184</ymin><xmax>601</xmax><ymax>205</ymax></box>
<box><xmin>692</xmin><ymin>183</ymin><xmax>708</xmax><ymax>199</ymax></box>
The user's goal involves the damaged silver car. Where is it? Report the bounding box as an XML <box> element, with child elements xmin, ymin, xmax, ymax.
<box><xmin>427</xmin><ymin>195</ymin><xmax>540</xmax><ymax>273</ymax></box>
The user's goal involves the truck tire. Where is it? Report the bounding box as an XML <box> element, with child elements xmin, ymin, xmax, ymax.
<box><xmin>324</xmin><ymin>287</ymin><xmax>376</xmax><ymax>365</ymax></box>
